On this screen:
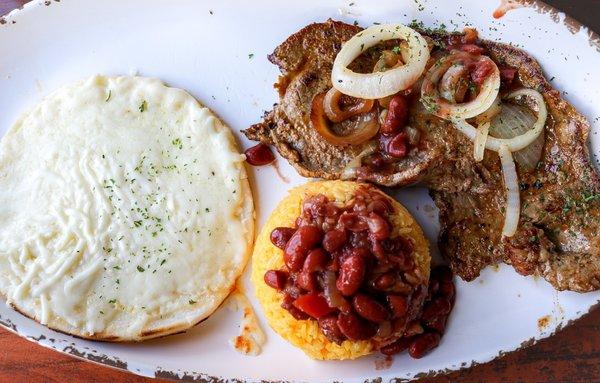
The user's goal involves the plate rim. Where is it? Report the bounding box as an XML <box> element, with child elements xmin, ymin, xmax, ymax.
<box><xmin>0</xmin><ymin>0</ymin><xmax>598</xmax><ymax>381</ymax></box>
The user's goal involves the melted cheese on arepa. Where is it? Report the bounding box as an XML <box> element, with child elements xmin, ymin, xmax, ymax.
<box><xmin>0</xmin><ymin>75</ymin><xmax>253</xmax><ymax>340</ymax></box>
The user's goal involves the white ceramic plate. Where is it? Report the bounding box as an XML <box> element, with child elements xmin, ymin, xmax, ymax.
<box><xmin>0</xmin><ymin>0</ymin><xmax>598</xmax><ymax>381</ymax></box>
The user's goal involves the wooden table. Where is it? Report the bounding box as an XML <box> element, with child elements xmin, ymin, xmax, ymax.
<box><xmin>0</xmin><ymin>0</ymin><xmax>598</xmax><ymax>382</ymax></box>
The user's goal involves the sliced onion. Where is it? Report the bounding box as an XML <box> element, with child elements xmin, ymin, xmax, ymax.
<box><xmin>473</xmin><ymin>122</ymin><xmax>490</xmax><ymax>162</ymax></box>
<box><xmin>406</xmin><ymin>126</ymin><xmax>421</xmax><ymax>146</ymax></box>
<box><xmin>332</xmin><ymin>24</ymin><xmax>430</xmax><ymax>99</ymax></box>
<box><xmin>320</xmin><ymin>270</ymin><xmax>346</xmax><ymax>309</ymax></box>
<box><xmin>311</xmin><ymin>92</ymin><xmax>380</xmax><ymax>146</ymax></box>
<box><xmin>323</xmin><ymin>87</ymin><xmax>375</xmax><ymax>123</ymax></box>
<box><xmin>452</xmin><ymin>88</ymin><xmax>547</xmax><ymax>152</ymax></box>
<box><xmin>489</xmin><ymin>103</ymin><xmax>544</xmax><ymax>171</ymax></box>
<box><xmin>439</xmin><ymin>63</ymin><xmax>469</xmax><ymax>103</ymax></box>
<box><xmin>499</xmin><ymin>145</ymin><xmax>520</xmax><ymax>237</ymax></box>
<box><xmin>341</xmin><ymin>141</ymin><xmax>378</xmax><ymax>180</ymax></box>
<box><xmin>474</xmin><ymin>95</ymin><xmax>502</xmax><ymax>125</ymax></box>
<box><xmin>421</xmin><ymin>52</ymin><xmax>500</xmax><ymax>120</ymax></box>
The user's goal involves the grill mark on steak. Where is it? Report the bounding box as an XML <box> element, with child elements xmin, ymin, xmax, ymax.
<box><xmin>243</xmin><ymin>20</ymin><xmax>600</xmax><ymax>292</ymax></box>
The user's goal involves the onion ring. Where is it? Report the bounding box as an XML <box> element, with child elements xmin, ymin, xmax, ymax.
<box><xmin>323</xmin><ymin>87</ymin><xmax>375</xmax><ymax>123</ymax></box>
<box><xmin>310</xmin><ymin>92</ymin><xmax>379</xmax><ymax>146</ymax></box>
<box><xmin>499</xmin><ymin>145</ymin><xmax>520</xmax><ymax>237</ymax></box>
<box><xmin>452</xmin><ymin>88</ymin><xmax>547</xmax><ymax>152</ymax></box>
<box><xmin>473</xmin><ymin>122</ymin><xmax>490</xmax><ymax>162</ymax></box>
<box><xmin>331</xmin><ymin>24</ymin><xmax>430</xmax><ymax>99</ymax></box>
<box><xmin>421</xmin><ymin>51</ymin><xmax>501</xmax><ymax>120</ymax></box>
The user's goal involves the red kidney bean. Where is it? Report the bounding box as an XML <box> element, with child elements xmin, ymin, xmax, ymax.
<box><xmin>387</xmin><ymin>294</ymin><xmax>409</xmax><ymax>318</ymax></box>
<box><xmin>427</xmin><ymin>278</ymin><xmax>440</xmax><ymax>300</ymax></box>
<box><xmin>244</xmin><ymin>143</ymin><xmax>275</xmax><ymax>166</ymax></box>
<box><xmin>374</xmin><ymin>273</ymin><xmax>397</xmax><ymax>290</ymax></box>
<box><xmin>270</xmin><ymin>227</ymin><xmax>296</xmax><ymax>249</ymax></box>
<box><xmin>385</xmin><ymin>132</ymin><xmax>408</xmax><ymax>159</ymax></box>
<box><xmin>337</xmin><ymin>212</ymin><xmax>368</xmax><ymax>232</ymax></box>
<box><xmin>439</xmin><ymin>279</ymin><xmax>455</xmax><ymax>303</ymax></box>
<box><xmin>362</xmin><ymin>153</ymin><xmax>386</xmax><ymax>170</ymax></box>
<box><xmin>408</xmin><ymin>332</ymin><xmax>441</xmax><ymax>359</ymax></box>
<box><xmin>365</xmin><ymin>212</ymin><xmax>390</xmax><ymax>240</ymax></box>
<box><xmin>352</xmin><ymin>294</ymin><xmax>389</xmax><ymax>323</ymax></box>
<box><xmin>302</xmin><ymin>194</ymin><xmax>329</xmax><ymax>219</ymax></box>
<box><xmin>284</xmin><ymin>225</ymin><xmax>323</xmax><ymax>271</ymax></box>
<box><xmin>337</xmin><ymin>312</ymin><xmax>377</xmax><ymax>340</ymax></box>
<box><xmin>349</xmin><ymin>231</ymin><xmax>370</xmax><ymax>249</ymax></box>
<box><xmin>296</xmin><ymin>270</ymin><xmax>318</xmax><ymax>292</ymax></box>
<box><xmin>264</xmin><ymin>270</ymin><xmax>288</xmax><ymax>290</ymax></box>
<box><xmin>382</xmin><ymin>235</ymin><xmax>414</xmax><ymax>256</ymax></box>
<box><xmin>379</xmin><ymin>336</ymin><xmax>413</xmax><ymax>356</ymax></box>
<box><xmin>421</xmin><ymin>297</ymin><xmax>452</xmax><ymax>322</ymax></box>
<box><xmin>322</xmin><ymin>230</ymin><xmax>347</xmax><ymax>253</ymax></box>
<box><xmin>336</xmin><ymin>254</ymin><xmax>366</xmax><ymax>296</ymax></box>
<box><xmin>303</xmin><ymin>248</ymin><xmax>329</xmax><ymax>273</ymax></box>
<box><xmin>281</xmin><ymin>294</ymin><xmax>309</xmax><ymax>320</ymax></box>
<box><xmin>432</xmin><ymin>265</ymin><xmax>453</xmax><ymax>285</ymax></box>
<box><xmin>318</xmin><ymin>315</ymin><xmax>346</xmax><ymax>344</ymax></box>
<box><xmin>423</xmin><ymin>312</ymin><xmax>448</xmax><ymax>333</ymax></box>
<box><xmin>342</xmin><ymin>247</ymin><xmax>371</xmax><ymax>264</ymax></box>
<box><xmin>381</xmin><ymin>95</ymin><xmax>409</xmax><ymax>136</ymax></box>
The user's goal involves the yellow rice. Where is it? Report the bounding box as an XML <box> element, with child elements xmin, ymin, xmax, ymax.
<box><xmin>251</xmin><ymin>180</ymin><xmax>430</xmax><ymax>360</ymax></box>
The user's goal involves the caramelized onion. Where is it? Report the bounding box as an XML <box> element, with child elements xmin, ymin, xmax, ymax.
<box><xmin>332</xmin><ymin>24</ymin><xmax>430</xmax><ymax>99</ymax></box>
<box><xmin>323</xmin><ymin>87</ymin><xmax>375</xmax><ymax>123</ymax></box>
<box><xmin>421</xmin><ymin>52</ymin><xmax>500</xmax><ymax>120</ymax></box>
<box><xmin>499</xmin><ymin>145</ymin><xmax>520</xmax><ymax>237</ymax></box>
<box><xmin>311</xmin><ymin>93</ymin><xmax>379</xmax><ymax>146</ymax></box>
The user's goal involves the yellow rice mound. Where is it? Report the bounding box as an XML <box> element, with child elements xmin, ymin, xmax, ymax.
<box><xmin>251</xmin><ymin>180</ymin><xmax>430</xmax><ymax>360</ymax></box>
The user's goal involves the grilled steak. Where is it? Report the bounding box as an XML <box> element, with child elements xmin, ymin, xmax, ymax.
<box><xmin>244</xmin><ymin>20</ymin><xmax>600</xmax><ymax>292</ymax></box>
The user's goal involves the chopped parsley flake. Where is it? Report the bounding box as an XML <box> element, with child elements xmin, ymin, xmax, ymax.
<box><xmin>137</xmin><ymin>265</ymin><xmax>145</xmax><ymax>272</ymax></box>
<box><xmin>189</xmin><ymin>299</ymin><xmax>197</xmax><ymax>305</ymax></box>
<box><xmin>139</xmin><ymin>100</ymin><xmax>147</xmax><ymax>112</ymax></box>
<box><xmin>248</xmin><ymin>53</ymin><xmax>254</xmax><ymax>59</ymax></box>
<box><xmin>172</xmin><ymin>138</ymin><xmax>182</xmax><ymax>149</ymax></box>
<box><xmin>105</xmin><ymin>90</ymin><xmax>112</xmax><ymax>102</ymax></box>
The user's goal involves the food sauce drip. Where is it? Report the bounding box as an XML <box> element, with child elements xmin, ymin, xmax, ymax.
<box><xmin>494</xmin><ymin>0</ymin><xmax>524</xmax><ymax>19</ymax></box>
<box><xmin>228</xmin><ymin>288</ymin><xmax>266</xmax><ymax>356</ymax></box>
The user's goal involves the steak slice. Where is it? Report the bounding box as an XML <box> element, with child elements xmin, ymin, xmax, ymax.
<box><xmin>428</xmin><ymin>38</ymin><xmax>600</xmax><ymax>292</ymax></box>
<box><xmin>244</xmin><ymin>20</ymin><xmax>600</xmax><ymax>292</ymax></box>
<box><xmin>244</xmin><ymin>20</ymin><xmax>442</xmax><ymax>187</ymax></box>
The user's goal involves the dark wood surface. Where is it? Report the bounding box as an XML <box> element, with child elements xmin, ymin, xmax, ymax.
<box><xmin>0</xmin><ymin>0</ymin><xmax>598</xmax><ymax>382</ymax></box>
